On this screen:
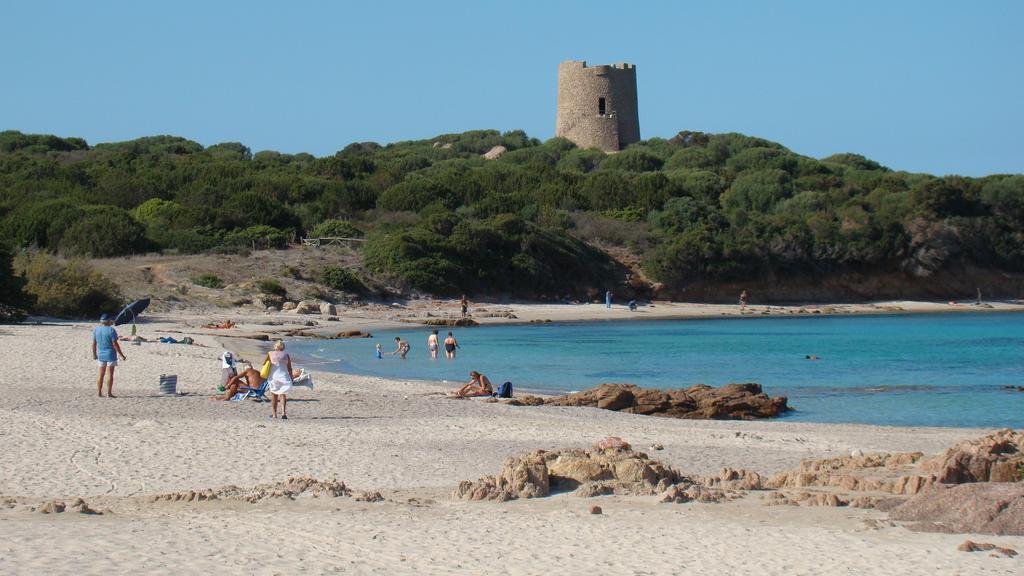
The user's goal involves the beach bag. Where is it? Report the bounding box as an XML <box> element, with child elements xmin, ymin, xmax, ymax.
<box><xmin>158</xmin><ymin>374</ymin><xmax>178</xmax><ymax>395</ymax></box>
<box><xmin>260</xmin><ymin>359</ymin><xmax>272</xmax><ymax>379</ymax></box>
<box><xmin>496</xmin><ymin>381</ymin><xmax>513</xmax><ymax>398</ymax></box>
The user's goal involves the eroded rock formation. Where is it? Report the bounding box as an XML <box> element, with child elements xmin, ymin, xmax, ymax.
<box><xmin>890</xmin><ymin>483</ymin><xmax>1024</xmax><ymax>536</ymax></box>
<box><xmin>145</xmin><ymin>476</ymin><xmax>350</xmax><ymax>504</ymax></box>
<box><xmin>454</xmin><ymin>447</ymin><xmax>686</xmax><ymax>501</ymax></box>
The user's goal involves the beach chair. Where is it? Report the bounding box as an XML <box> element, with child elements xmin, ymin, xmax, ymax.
<box><xmin>230</xmin><ymin>379</ymin><xmax>268</xmax><ymax>402</ymax></box>
<box><xmin>291</xmin><ymin>370</ymin><xmax>314</xmax><ymax>390</ymax></box>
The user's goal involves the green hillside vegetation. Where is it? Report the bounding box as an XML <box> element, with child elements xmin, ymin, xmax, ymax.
<box><xmin>1</xmin><ymin>128</ymin><xmax>1022</xmax><ymax>300</ymax></box>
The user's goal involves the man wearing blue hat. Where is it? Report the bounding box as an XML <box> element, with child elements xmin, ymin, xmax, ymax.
<box><xmin>92</xmin><ymin>313</ymin><xmax>127</xmax><ymax>397</ymax></box>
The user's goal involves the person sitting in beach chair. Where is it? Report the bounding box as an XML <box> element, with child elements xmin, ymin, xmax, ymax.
<box><xmin>452</xmin><ymin>371</ymin><xmax>493</xmax><ymax>397</ymax></box>
<box><xmin>212</xmin><ymin>366</ymin><xmax>266</xmax><ymax>401</ymax></box>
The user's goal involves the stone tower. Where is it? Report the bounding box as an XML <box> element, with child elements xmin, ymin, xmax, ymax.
<box><xmin>555</xmin><ymin>60</ymin><xmax>640</xmax><ymax>152</ymax></box>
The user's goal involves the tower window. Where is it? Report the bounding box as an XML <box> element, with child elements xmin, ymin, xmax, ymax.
<box><xmin>598</xmin><ymin>97</ymin><xmax>606</xmax><ymax>115</ymax></box>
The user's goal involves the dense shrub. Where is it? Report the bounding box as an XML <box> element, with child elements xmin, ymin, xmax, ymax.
<box><xmin>310</xmin><ymin>219</ymin><xmax>363</xmax><ymax>238</ymax></box>
<box><xmin>598</xmin><ymin>149</ymin><xmax>663</xmax><ymax>172</ymax></box>
<box><xmin>57</xmin><ymin>206</ymin><xmax>148</xmax><ymax>257</ymax></box>
<box><xmin>257</xmin><ymin>279</ymin><xmax>287</xmax><ymax>297</ymax></box>
<box><xmin>192</xmin><ymin>273</ymin><xmax>224</xmax><ymax>289</ymax></box>
<box><xmin>364</xmin><ymin>214</ymin><xmax>613</xmax><ymax>297</ymax></box>
<box><xmin>0</xmin><ymin>245</ymin><xmax>27</xmax><ymax>322</ymax></box>
<box><xmin>320</xmin><ymin>266</ymin><xmax>364</xmax><ymax>292</ymax></box>
<box><xmin>0</xmin><ymin>127</ymin><xmax>1020</xmax><ymax>298</ymax></box>
<box><xmin>224</xmin><ymin>225</ymin><xmax>289</xmax><ymax>249</ymax></box>
<box><xmin>1</xmin><ymin>199</ymin><xmax>85</xmax><ymax>250</ymax></box>
<box><xmin>13</xmin><ymin>252</ymin><xmax>121</xmax><ymax>318</ymax></box>
<box><xmin>0</xmin><ymin>130</ymin><xmax>88</xmax><ymax>153</ymax></box>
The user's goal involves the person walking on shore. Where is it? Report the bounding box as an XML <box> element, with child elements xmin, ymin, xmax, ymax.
<box><xmin>266</xmin><ymin>341</ymin><xmax>293</xmax><ymax>419</ymax></box>
<box><xmin>460</xmin><ymin>295</ymin><xmax>469</xmax><ymax>319</ymax></box>
<box><xmin>427</xmin><ymin>330</ymin><xmax>440</xmax><ymax>359</ymax></box>
<box><xmin>444</xmin><ymin>331</ymin><xmax>460</xmax><ymax>359</ymax></box>
<box><xmin>605</xmin><ymin>290</ymin><xmax>612</xmax><ymax>309</ymax></box>
<box><xmin>92</xmin><ymin>313</ymin><xmax>126</xmax><ymax>398</ymax></box>
<box><xmin>739</xmin><ymin>290</ymin><xmax>748</xmax><ymax>310</ymax></box>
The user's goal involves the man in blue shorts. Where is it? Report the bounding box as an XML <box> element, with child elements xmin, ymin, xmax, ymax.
<box><xmin>92</xmin><ymin>313</ymin><xmax>127</xmax><ymax>397</ymax></box>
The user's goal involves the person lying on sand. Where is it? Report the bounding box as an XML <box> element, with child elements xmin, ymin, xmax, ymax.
<box><xmin>452</xmin><ymin>371</ymin><xmax>493</xmax><ymax>397</ymax></box>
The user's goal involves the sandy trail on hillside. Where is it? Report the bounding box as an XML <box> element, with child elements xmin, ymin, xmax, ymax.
<box><xmin>1</xmin><ymin>319</ymin><xmax>1021</xmax><ymax>575</ymax></box>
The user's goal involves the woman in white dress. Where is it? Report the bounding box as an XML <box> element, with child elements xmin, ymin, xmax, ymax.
<box><xmin>266</xmin><ymin>340</ymin><xmax>294</xmax><ymax>419</ymax></box>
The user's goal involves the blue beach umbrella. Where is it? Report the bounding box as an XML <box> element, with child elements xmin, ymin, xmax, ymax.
<box><xmin>113</xmin><ymin>298</ymin><xmax>151</xmax><ymax>327</ymax></box>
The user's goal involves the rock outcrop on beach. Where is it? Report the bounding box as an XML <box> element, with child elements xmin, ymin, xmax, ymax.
<box><xmin>145</xmin><ymin>476</ymin><xmax>351</xmax><ymax>504</ymax></box>
<box><xmin>453</xmin><ymin>447</ymin><xmax>687</xmax><ymax>501</ymax></box>
<box><xmin>759</xmin><ymin>429</ymin><xmax>1024</xmax><ymax>533</ymax></box>
<box><xmin>918</xmin><ymin>428</ymin><xmax>1024</xmax><ymax>483</ymax></box>
<box><xmin>957</xmin><ymin>540</ymin><xmax>1019</xmax><ymax>557</ymax></box>
<box><xmin>542</xmin><ymin>383</ymin><xmax>789</xmax><ymax>420</ymax></box>
<box><xmin>454</xmin><ymin>444</ymin><xmax>759</xmax><ymax>503</ymax></box>
<box><xmin>453</xmin><ymin>451</ymin><xmax>550</xmax><ymax>501</ymax></box>
<box><xmin>890</xmin><ymin>483</ymin><xmax>1024</xmax><ymax>536</ymax></box>
<box><xmin>765</xmin><ymin>451</ymin><xmax>928</xmax><ymax>495</ymax></box>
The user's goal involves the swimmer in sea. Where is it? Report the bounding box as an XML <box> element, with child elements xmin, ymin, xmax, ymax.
<box><xmin>805</xmin><ymin>355</ymin><xmax>820</xmax><ymax>360</ymax></box>
<box><xmin>389</xmin><ymin>336</ymin><xmax>410</xmax><ymax>359</ymax></box>
<box><xmin>443</xmin><ymin>331</ymin><xmax>459</xmax><ymax>359</ymax></box>
<box><xmin>427</xmin><ymin>329</ymin><xmax>440</xmax><ymax>359</ymax></box>
<box><xmin>375</xmin><ymin>343</ymin><xmax>383</xmax><ymax>359</ymax></box>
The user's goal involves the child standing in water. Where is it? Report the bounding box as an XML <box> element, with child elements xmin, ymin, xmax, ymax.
<box><xmin>375</xmin><ymin>343</ymin><xmax>383</xmax><ymax>359</ymax></box>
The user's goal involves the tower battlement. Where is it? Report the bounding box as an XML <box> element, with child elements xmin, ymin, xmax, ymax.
<box><xmin>555</xmin><ymin>60</ymin><xmax>640</xmax><ymax>152</ymax></box>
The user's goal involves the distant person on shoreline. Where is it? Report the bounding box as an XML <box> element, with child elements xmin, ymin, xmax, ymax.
<box><xmin>460</xmin><ymin>295</ymin><xmax>469</xmax><ymax>319</ymax></box>
<box><xmin>390</xmin><ymin>336</ymin><xmax>410</xmax><ymax>359</ymax></box>
<box><xmin>453</xmin><ymin>370</ymin><xmax>493</xmax><ymax>397</ymax></box>
<box><xmin>444</xmin><ymin>331</ymin><xmax>460</xmax><ymax>359</ymax></box>
<box><xmin>605</xmin><ymin>290</ymin><xmax>612</xmax><ymax>309</ymax></box>
<box><xmin>427</xmin><ymin>329</ymin><xmax>440</xmax><ymax>359</ymax></box>
<box><xmin>92</xmin><ymin>313</ymin><xmax>126</xmax><ymax>398</ymax></box>
<box><xmin>739</xmin><ymin>290</ymin><xmax>748</xmax><ymax>310</ymax></box>
<box><xmin>628</xmin><ymin>299</ymin><xmax>638</xmax><ymax>312</ymax></box>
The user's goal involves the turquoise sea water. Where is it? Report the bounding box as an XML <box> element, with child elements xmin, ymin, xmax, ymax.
<box><xmin>289</xmin><ymin>312</ymin><xmax>1024</xmax><ymax>428</ymax></box>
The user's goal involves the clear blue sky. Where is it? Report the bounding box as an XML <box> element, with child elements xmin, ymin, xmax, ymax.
<box><xmin>2</xmin><ymin>1</ymin><xmax>1021</xmax><ymax>176</ymax></box>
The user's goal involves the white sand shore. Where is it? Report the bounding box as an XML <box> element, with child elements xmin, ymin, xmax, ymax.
<box><xmin>1</xmin><ymin>317</ymin><xmax>1021</xmax><ymax>575</ymax></box>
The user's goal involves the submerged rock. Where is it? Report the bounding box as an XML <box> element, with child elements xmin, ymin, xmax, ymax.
<box><xmin>543</xmin><ymin>383</ymin><xmax>789</xmax><ymax>420</ymax></box>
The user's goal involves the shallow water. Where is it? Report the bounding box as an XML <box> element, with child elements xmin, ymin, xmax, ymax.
<box><xmin>289</xmin><ymin>312</ymin><xmax>1024</xmax><ymax>428</ymax></box>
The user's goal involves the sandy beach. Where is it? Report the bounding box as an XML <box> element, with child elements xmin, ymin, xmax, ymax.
<box><xmin>1</xmin><ymin>308</ymin><xmax>1022</xmax><ymax>575</ymax></box>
